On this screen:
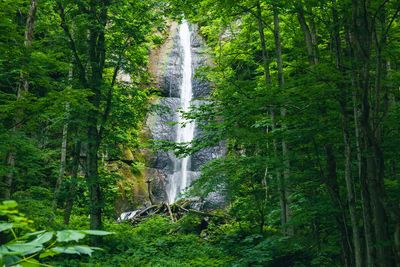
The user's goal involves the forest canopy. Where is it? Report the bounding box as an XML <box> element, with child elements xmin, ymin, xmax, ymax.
<box><xmin>1</xmin><ymin>0</ymin><xmax>400</xmax><ymax>266</ymax></box>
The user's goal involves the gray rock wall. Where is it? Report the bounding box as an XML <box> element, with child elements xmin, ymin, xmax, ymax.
<box><xmin>146</xmin><ymin>22</ymin><xmax>223</xmax><ymax>204</ymax></box>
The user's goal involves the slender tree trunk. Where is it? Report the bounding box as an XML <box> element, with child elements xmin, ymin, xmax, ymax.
<box><xmin>54</xmin><ymin>21</ymin><xmax>74</xmax><ymax>209</ymax></box>
<box><xmin>296</xmin><ymin>4</ymin><xmax>318</xmax><ymax>66</ymax></box>
<box><xmin>331</xmin><ymin>3</ymin><xmax>362</xmax><ymax>265</ymax></box>
<box><xmin>341</xmin><ymin>101</ymin><xmax>362</xmax><ymax>267</ymax></box>
<box><xmin>273</xmin><ymin>7</ymin><xmax>293</xmax><ymax>235</ymax></box>
<box><xmin>273</xmin><ymin>8</ymin><xmax>284</xmax><ymax>88</ymax></box>
<box><xmin>354</xmin><ymin>91</ymin><xmax>376</xmax><ymax>267</ymax></box>
<box><xmin>85</xmin><ymin>2</ymin><xmax>109</xmax><ymax>243</ymax></box>
<box><xmin>53</xmin><ymin>102</ymin><xmax>70</xmax><ymax>209</ymax></box>
<box><xmin>272</xmin><ymin>110</ymin><xmax>286</xmax><ymax>228</ymax></box>
<box><xmin>324</xmin><ymin>144</ymin><xmax>353</xmax><ymax>267</ymax></box>
<box><xmin>255</xmin><ymin>1</ymin><xmax>280</xmax><ymax>230</ymax></box>
<box><xmin>19</xmin><ymin>0</ymin><xmax>39</xmax><ymax>95</ymax></box>
<box><xmin>1</xmin><ymin>0</ymin><xmax>39</xmax><ymax>200</ymax></box>
<box><xmin>86</xmin><ymin>126</ymin><xmax>102</xmax><ymax>236</ymax></box>
<box><xmin>256</xmin><ymin>1</ymin><xmax>270</xmax><ymax>84</ymax></box>
<box><xmin>345</xmin><ymin>21</ymin><xmax>376</xmax><ymax>265</ymax></box>
<box><xmin>63</xmin><ymin>142</ymin><xmax>81</xmax><ymax>225</ymax></box>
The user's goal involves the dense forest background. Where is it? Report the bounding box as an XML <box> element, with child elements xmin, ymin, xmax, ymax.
<box><xmin>1</xmin><ymin>0</ymin><xmax>400</xmax><ymax>266</ymax></box>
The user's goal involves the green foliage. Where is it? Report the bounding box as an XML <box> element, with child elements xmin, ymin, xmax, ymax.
<box><xmin>0</xmin><ymin>0</ymin><xmax>165</xmax><ymax>239</ymax></box>
<box><xmin>1</xmin><ymin>0</ymin><xmax>400</xmax><ymax>266</ymax></box>
<box><xmin>12</xmin><ymin>187</ymin><xmax>57</xmax><ymax>230</ymax></box>
<box><xmin>0</xmin><ymin>200</ymin><xmax>112</xmax><ymax>267</ymax></box>
<box><xmin>159</xmin><ymin>0</ymin><xmax>400</xmax><ymax>265</ymax></box>
<box><xmin>87</xmin><ymin>216</ymin><xmax>231</xmax><ymax>266</ymax></box>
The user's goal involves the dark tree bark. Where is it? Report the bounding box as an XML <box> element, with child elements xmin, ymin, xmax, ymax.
<box><xmin>324</xmin><ymin>144</ymin><xmax>354</xmax><ymax>267</ymax></box>
<box><xmin>331</xmin><ymin>2</ymin><xmax>362</xmax><ymax>265</ymax></box>
<box><xmin>350</xmin><ymin>1</ymin><xmax>396</xmax><ymax>265</ymax></box>
<box><xmin>58</xmin><ymin>0</ymin><xmax>111</xmax><ymax>244</ymax></box>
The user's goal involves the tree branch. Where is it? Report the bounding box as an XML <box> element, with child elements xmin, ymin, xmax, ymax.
<box><xmin>56</xmin><ymin>2</ymin><xmax>87</xmax><ymax>88</ymax></box>
<box><xmin>99</xmin><ymin>37</ymin><xmax>130</xmax><ymax>139</ymax></box>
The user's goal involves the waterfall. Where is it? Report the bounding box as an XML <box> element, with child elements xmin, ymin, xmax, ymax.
<box><xmin>114</xmin><ymin>20</ymin><xmax>224</xmax><ymax>219</ymax></box>
<box><xmin>167</xmin><ymin>21</ymin><xmax>195</xmax><ymax>203</ymax></box>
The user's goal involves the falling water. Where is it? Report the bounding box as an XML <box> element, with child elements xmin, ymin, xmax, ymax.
<box><xmin>167</xmin><ymin>21</ymin><xmax>195</xmax><ymax>203</ymax></box>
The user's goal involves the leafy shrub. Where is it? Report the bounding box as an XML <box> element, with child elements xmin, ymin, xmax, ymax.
<box><xmin>0</xmin><ymin>200</ymin><xmax>112</xmax><ymax>266</ymax></box>
<box><xmin>12</xmin><ymin>186</ymin><xmax>59</xmax><ymax>229</ymax></box>
<box><xmin>90</xmin><ymin>215</ymin><xmax>232</xmax><ymax>266</ymax></box>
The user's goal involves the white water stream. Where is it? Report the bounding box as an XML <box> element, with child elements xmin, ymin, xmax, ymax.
<box><xmin>167</xmin><ymin>21</ymin><xmax>195</xmax><ymax>203</ymax></box>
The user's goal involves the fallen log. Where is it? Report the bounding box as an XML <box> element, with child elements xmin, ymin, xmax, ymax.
<box><xmin>118</xmin><ymin>199</ymin><xmax>228</xmax><ymax>225</ymax></box>
<box><xmin>165</xmin><ymin>202</ymin><xmax>176</xmax><ymax>222</ymax></box>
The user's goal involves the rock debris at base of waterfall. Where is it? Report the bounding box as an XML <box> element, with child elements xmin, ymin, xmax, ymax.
<box><xmin>117</xmin><ymin>198</ymin><xmax>227</xmax><ymax>225</ymax></box>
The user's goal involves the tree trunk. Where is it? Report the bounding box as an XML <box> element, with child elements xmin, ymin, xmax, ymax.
<box><xmin>54</xmin><ymin>21</ymin><xmax>74</xmax><ymax>209</ymax></box>
<box><xmin>85</xmin><ymin>1</ymin><xmax>108</xmax><ymax>245</ymax></box>
<box><xmin>58</xmin><ymin>1</ymin><xmax>109</xmax><ymax>244</ymax></box>
<box><xmin>1</xmin><ymin>0</ymin><xmax>39</xmax><ymax>200</ymax></box>
<box><xmin>86</xmin><ymin>125</ymin><xmax>102</xmax><ymax>239</ymax></box>
<box><xmin>273</xmin><ymin>9</ymin><xmax>292</xmax><ymax>234</ymax></box>
<box><xmin>63</xmin><ymin>142</ymin><xmax>81</xmax><ymax>225</ymax></box>
<box><xmin>296</xmin><ymin>3</ymin><xmax>318</xmax><ymax>66</ymax></box>
<box><xmin>19</xmin><ymin>0</ymin><xmax>39</xmax><ymax>95</ymax></box>
<box><xmin>53</xmin><ymin>102</ymin><xmax>70</xmax><ymax>209</ymax></box>
<box><xmin>256</xmin><ymin>1</ymin><xmax>279</xmax><ymax>229</ymax></box>
<box><xmin>341</xmin><ymin>101</ymin><xmax>362</xmax><ymax>267</ymax></box>
<box><xmin>354</xmin><ymin>91</ymin><xmax>376</xmax><ymax>267</ymax></box>
<box><xmin>331</xmin><ymin>2</ymin><xmax>362</xmax><ymax>265</ymax></box>
<box><xmin>256</xmin><ymin>1</ymin><xmax>270</xmax><ymax>84</ymax></box>
<box><xmin>325</xmin><ymin>144</ymin><xmax>354</xmax><ymax>267</ymax></box>
<box><xmin>351</xmin><ymin>1</ymin><xmax>393</xmax><ymax>265</ymax></box>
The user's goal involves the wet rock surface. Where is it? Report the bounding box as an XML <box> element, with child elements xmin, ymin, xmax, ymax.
<box><xmin>145</xmin><ymin>168</ymin><xmax>168</xmax><ymax>204</ymax></box>
<box><xmin>162</xmin><ymin>34</ymin><xmax>183</xmax><ymax>98</ymax></box>
<box><xmin>191</xmin><ymin>25</ymin><xmax>210</xmax><ymax>98</ymax></box>
<box><xmin>145</xmin><ymin>22</ymin><xmax>224</xmax><ymax>206</ymax></box>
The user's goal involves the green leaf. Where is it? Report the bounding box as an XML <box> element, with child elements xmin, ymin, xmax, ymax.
<box><xmin>20</xmin><ymin>258</ymin><xmax>40</xmax><ymax>267</ymax></box>
<box><xmin>73</xmin><ymin>246</ymin><xmax>97</xmax><ymax>256</ymax></box>
<box><xmin>28</xmin><ymin>232</ymin><xmax>53</xmax><ymax>245</ymax></box>
<box><xmin>51</xmin><ymin>245</ymin><xmax>101</xmax><ymax>256</ymax></box>
<box><xmin>51</xmin><ymin>246</ymin><xmax>80</xmax><ymax>255</ymax></box>
<box><xmin>78</xmin><ymin>230</ymin><xmax>113</xmax><ymax>236</ymax></box>
<box><xmin>22</xmin><ymin>230</ymin><xmax>46</xmax><ymax>239</ymax></box>
<box><xmin>2</xmin><ymin>200</ymin><xmax>17</xmax><ymax>208</ymax></box>
<box><xmin>0</xmin><ymin>222</ymin><xmax>13</xmax><ymax>232</ymax></box>
<box><xmin>4</xmin><ymin>255</ymin><xmax>21</xmax><ymax>266</ymax></box>
<box><xmin>0</xmin><ymin>246</ymin><xmax>9</xmax><ymax>254</ymax></box>
<box><xmin>56</xmin><ymin>230</ymin><xmax>86</xmax><ymax>242</ymax></box>
<box><xmin>39</xmin><ymin>249</ymin><xmax>60</xmax><ymax>259</ymax></box>
<box><xmin>4</xmin><ymin>244</ymin><xmax>42</xmax><ymax>255</ymax></box>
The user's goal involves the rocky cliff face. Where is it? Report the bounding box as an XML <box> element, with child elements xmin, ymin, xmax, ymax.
<box><xmin>116</xmin><ymin>22</ymin><xmax>224</xmax><ymax>212</ymax></box>
<box><xmin>145</xmin><ymin>22</ymin><xmax>224</xmax><ymax>205</ymax></box>
<box><xmin>149</xmin><ymin>23</ymin><xmax>210</xmax><ymax>98</ymax></box>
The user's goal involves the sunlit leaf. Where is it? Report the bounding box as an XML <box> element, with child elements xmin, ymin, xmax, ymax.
<box><xmin>56</xmin><ymin>230</ymin><xmax>86</xmax><ymax>242</ymax></box>
<box><xmin>78</xmin><ymin>230</ymin><xmax>113</xmax><ymax>236</ymax></box>
<box><xmin>0</xmin><ymin>223</ymin><xmax>13</xmax><ymax>232</ymax></box>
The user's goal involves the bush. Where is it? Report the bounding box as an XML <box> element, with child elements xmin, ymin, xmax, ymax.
<box><xmin>0</xmin><ymin>200</ymin><xmax>112</xmax><ymax>266</ymax></box>
<box><xmin>90</xmin><ymin>215</ymin><xmax>232</xmax><ymax>266</ymax></box>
